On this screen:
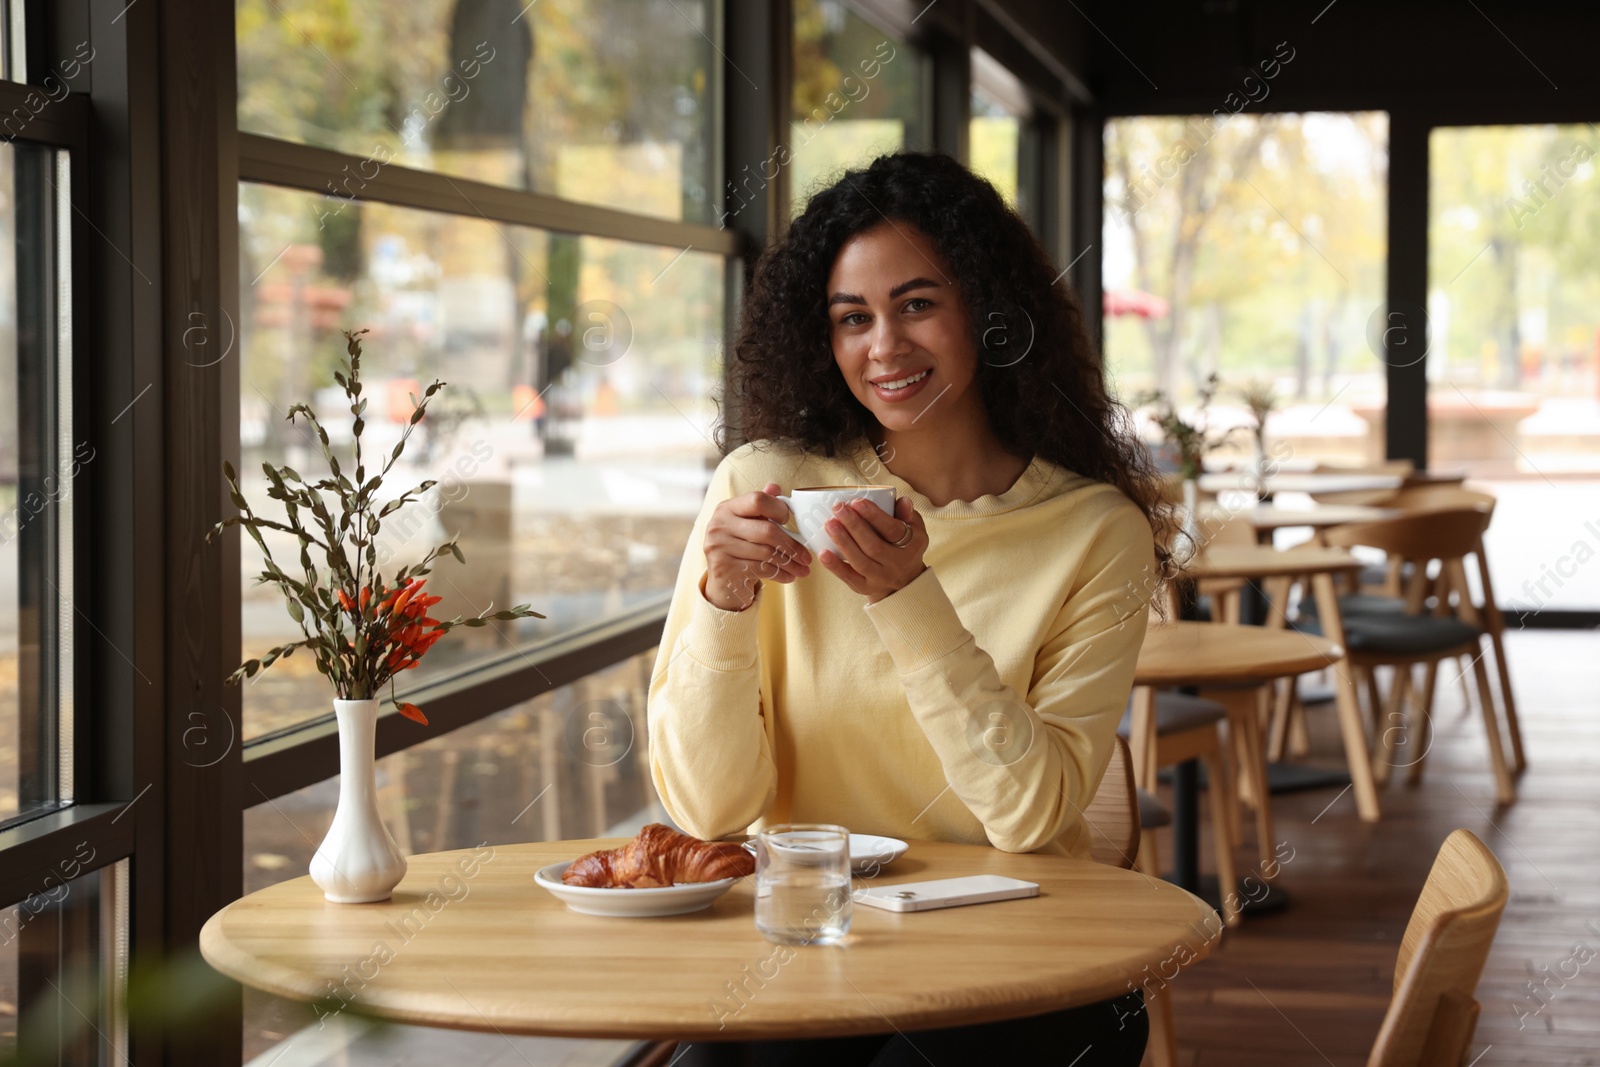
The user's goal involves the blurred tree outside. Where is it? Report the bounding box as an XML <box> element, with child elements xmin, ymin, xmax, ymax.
<box><xmin>237</xmin><ymin>0</ymin><xmax>714</xmax><ymax>222</ymax></box>
<box><xmin>969</xmin><ymin>101</ymin><xmax>1020</xmax><ymax>206</ymax></box>
<box><xmin>1104</xmin><ymin>113</ymin><xmax>1388</xmax><ymax>466</ymax></box>
<box><xmin>788</xmin><ymin>0</ymin><xmax>930</xmax><ymax>214</ymax></box>
<box><xmin>1429</xmin><ymin>125</ymin><xmax>1600</xmax><ymax>397</ymax></box>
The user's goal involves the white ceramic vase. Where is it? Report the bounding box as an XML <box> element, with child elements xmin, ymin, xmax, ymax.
<box><xmin>309</xmin><ymin>699</ymin><xmax>407</xmax><ymax>903</ymax></box>
<box><xmin>1251</xmin><ymin>431</ymin><xmax>1270</xmax><ymax>501</ymax></box>
<box><xmin>1175</xmin><ymin>476</ymin><xmax>1202</xmax><ymax>563</ymax></box>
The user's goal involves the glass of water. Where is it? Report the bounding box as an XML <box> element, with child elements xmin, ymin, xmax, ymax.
<box><xmin>754</xmin><ymin>824</ymin><xmax>852</xmax><ymax>945</ymax></box>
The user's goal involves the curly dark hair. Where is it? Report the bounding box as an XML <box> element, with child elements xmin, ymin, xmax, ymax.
<box><xmin>720</xmin><ymin>150</ymin><xmax>1171</xmax><ymax>571</ymax></box>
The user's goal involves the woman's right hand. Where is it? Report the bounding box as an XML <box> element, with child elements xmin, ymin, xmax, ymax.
<box><xmin>702</xmin><ymin>482</ymin><xmax>812</xmax><ymax>611</ymax></box>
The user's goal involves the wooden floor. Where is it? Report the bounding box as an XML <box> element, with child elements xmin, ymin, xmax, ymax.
<box><xmin>1152</xmin><ymin>628</ymin><xmax>1600</xmax><ymax>1065</ymax></box>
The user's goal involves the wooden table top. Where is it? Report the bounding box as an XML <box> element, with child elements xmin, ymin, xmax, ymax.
<box><xmin>1180</xmin><ymin>544</ymin><xmax>1364</xmax><ymax>581</ymax></box>
<box><xmin>1201</xmin><ymin>503</ymin><xmax>1399</xmax><ymax>531</ymax></box>
<box><xmin>200</xmin><ymin>839</ymin><xmax>1218</xmax><ymax>1041</ymax></box>
<box><xmin>1136</xmin><ymin>621</ymin><xmax>1344</xmax><ymax>687</ymax></box>
<box><xmin>1198</xmin><ymin>471</ymin><xmax>1403</xmax><ymax>496</ymax></box>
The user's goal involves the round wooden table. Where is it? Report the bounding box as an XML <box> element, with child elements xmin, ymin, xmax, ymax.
<box><xmin>200</xmin><ymin>839</ymin><xmax>1218</xmax><ymax>1042</ymax></box>
<box><xmin>1200</xmin><ymin>504</ymin><xmax>1399</xmax><ymax>545</ymax></box>
<box><xmin>1179</xmin><ymin>544</ymin><xmax>1364</xmax><ymax>588</ymax></box>
<box><xmin>1132</xmin><ymin>623</ymin><xmax>1348</xmax><ymax>907</ymax></box>
<box><xmin>1135</xmin><ymin>620</ymin><xmax>1343</xmax><ymax>688</ymax></box>
<box><xmin>1198</xmin><ymin>471</ymin><xmax>1403</xmax><ymax>496</ymax></box>
<box><xmin>1172</xmin><ymin>548</ymin><xmax>1380</xmax><ymax>823</ymax></box>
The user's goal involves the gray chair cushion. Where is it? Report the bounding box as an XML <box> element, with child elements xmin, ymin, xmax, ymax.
<box><xmin>1294</xmin><ymin>612</ymin><xmax>1481</xmax><ymax>655</ymax></box>
<box><xmin>1137</xmin><ymin>789</ymin><xmax>1172</xmax><ymax>830</ymax></box>
<box><xmin>1297</xmin><ymin>592</ymin><xmax>1408</xmax><ymax>617</ymax></box>
<box><xmin>1118</xmin><ymin>690</ymin><xmax>1228</xmax><ymax>739</ymax></box>
<box><xmin>1358</xmin><ymin>561</ymin><xmax>1391</xmax><ymax>588</ymax></box>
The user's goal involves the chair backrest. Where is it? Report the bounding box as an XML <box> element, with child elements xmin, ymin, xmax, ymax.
<box><xmin>1368</xmin><ymin>829</ymin><xmax>1508</xmax><ymax>1067</ymax></box>
<box><xmin>1084</xmin><ymin>735</ymin><xmax>1139</xmax><ymax>870</ymax></box>
<box><xmin>1401</xmin><ymin>471</ymin><xmax>1468</xmax><ymax>490</ymax></box>
<box><xmin>1197</xmin><ymin>508</ymin><xmax>1257</xmax><ymax>549</ymax></box>
<box><xmin>1322</xmin><ymin>507</ymin><xmax>1491</xmax><ymax>568</ymax></box>
<box><xmin>1386</xmin><ymin>486</ymin><xmax>1508</xmax><ymax>625</ymax></box>
<box><xmin>1323</xmin><ymin>507</ymin><xmax>1494</xmax><ymax>618</ymax></box>
<box><xmin>1389</xmin><ymin>485</ymin><xmax>1497</xmax><ymax>518</ymax></box>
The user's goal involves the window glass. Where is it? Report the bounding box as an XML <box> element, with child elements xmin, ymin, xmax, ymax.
<box><xmin>1103</xmin><ymin>113</ymin><xmax>1388</xmax><ymax>469</ymax></box>
<box><xmin>241</xmin><ymin>646</ymin><xmax>662</xmax><ymax>1059</ymax></box>
<box><xmin>236</xmin><ymin>0</ymin><xmax>718</xmax><ymax>224</ymax></box>
<box><xmin>969</xmin><ymin>48</ymin><xmax>1026</xmax><ymax>208</ymax></box>
<box><xmin>238</xmin><ymin>182</ymin><xmax>721</xmax><ymax>741</ymax></box>
<box><xmin>1429</xmin><ymin>124</ymin><xmax>1600</xmax><ymax>610</ymax></box>
<box><xmin>787</xmin><ymin>0</ymin><xmax>931</xmax><ymax>217</ymax></box>
<box><xmin>1</xmin><ymin>141</ymin><xmax>74</xmax><ymax>826</ymax></box>
<box><xmin>0</xmin><ymin>859</ymin><xmax>129</xmax><ymax>1066</ymax></box>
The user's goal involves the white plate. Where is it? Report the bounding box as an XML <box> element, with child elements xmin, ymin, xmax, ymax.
<box><xmin>534</xmin><ymin>861</ymin><xmax>740</xmax><ymax>917</ymax></box>
<box><xmin>850</xmin><ymin>835</ymin><xmax>909</xmax><ymax>874</ymax></box>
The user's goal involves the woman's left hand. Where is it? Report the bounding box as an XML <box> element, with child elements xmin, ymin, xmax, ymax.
<box><xmin>818</xmin><ymin>496</ymin><xmax>928</xmax><ymax>603</ymax></box>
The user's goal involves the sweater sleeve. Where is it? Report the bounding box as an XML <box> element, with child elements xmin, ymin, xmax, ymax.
<box><xmin>861</xmin><ymin>497</ymin><xmax>1155</xmax><ymax>854</ymax></box>
<box><xmin>646</xmin><ymin>453</ymin><xmax>779</xmax><ymax>840</ymax></box>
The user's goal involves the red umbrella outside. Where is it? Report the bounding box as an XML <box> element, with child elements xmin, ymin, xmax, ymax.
<box><xmin>1103</xmin><ymin>288</ymin><xmax>1171</xmax><ymax>319</ymax></box>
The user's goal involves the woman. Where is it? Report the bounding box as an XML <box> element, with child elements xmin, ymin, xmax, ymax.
<box><xmin>648</xmin><ymin>152</ymin><xmax>1168</xmax><ymax>1065</ymax></box>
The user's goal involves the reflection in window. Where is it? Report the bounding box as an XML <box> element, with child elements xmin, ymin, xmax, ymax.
<box><xmin>236</xmin><ymin>0</ymin><xmax>717</xmax><ymax>224</ymax></box>
<box><xmin>1103</xmin><ymin>113</ymin><xmax>1387</xmax><ymax>467</ymax></box>
<box><xmin>241</xmin><ymin>646</ymin><xmax>662</xmax><ymax>1059</ymax></box>
<box><xmin>237</xmin><ymin>183</ymin><xmax>721</xmax><ymax>740</ymax></box>
<box><xmin>1430</xmin><ymin>124</ymin><xmax>1600</xmax><ymax>610</ymax></box>
<box><xmin>0</xmin><ymin>142</ymin><xmax>74</xmax><ymax>826</ymax></box>
<box><xmin>787</xmin><ymin>0</ymin><xmax>930</xmax><ymax>218</ymax></box>
<box><xmin>0</xmin><ymin>860</ymin><xmax>128</xmax><ymax>1065</ymax></box>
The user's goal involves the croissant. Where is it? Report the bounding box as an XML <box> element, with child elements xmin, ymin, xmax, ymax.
<box><xmin>562</xmin><ymin>823</ymin><xmax>754</xmax><ymax>888</ymax></box>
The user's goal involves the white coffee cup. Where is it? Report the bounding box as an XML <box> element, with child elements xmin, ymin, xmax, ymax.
<box><xmin>776</xmin><ymin>485</ymin><xmax>897</xmax><ymax>559</ymax></box>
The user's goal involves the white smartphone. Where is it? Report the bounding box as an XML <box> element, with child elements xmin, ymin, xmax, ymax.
<box><xmin>854</xmin><ymin>874</ymin><xmax>1040</xmax><ymax>913</ymax></box>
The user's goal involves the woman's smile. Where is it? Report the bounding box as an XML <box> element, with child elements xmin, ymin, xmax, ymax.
<box><xmin>870</xmin><ymin>367</ymin><xmax>932</xmax><ymax>402</ymax></box>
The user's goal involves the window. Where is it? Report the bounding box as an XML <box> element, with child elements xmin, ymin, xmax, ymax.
<box><xmin>236</xmin><ymin>183</ymin><xmax>722</xmax><ymax>741</ymax></box>
<box><xmin>788</xmin><ymin>0</ymin><xmax>931</xmax><ymax>216</ymax></box>
<box><xmin>0</xmin><ymin>10</ymin><xmax>124</xmax><ymax>1066</ymax></box>
<box><xmin>236</xmin><ymin>0</ymin><xmax>719</xmax><ymax>224</ymax></box>
<box><xmin>968</xmin><ymin>48</ymin><xmax>1026</xmax><ymax>208</ymax></box>
<box><xmin>0</xmin><ymin>139</ymin><xmax>74</xmax><ymax>828</ymax></box>
<box><xmin>1103</xmin><ymin>113</ymin><xmax>1388</xmax><ymax>468</ymax></box>
<box><xmin>1429</xmin><ymin>124</ymin><xmax>1600</xmax><ymax>611</ymax></box>
<box><xmin>1</xmin><ymin>860</ymin><xmax>129</xmax><ymax>1066</ymax></box>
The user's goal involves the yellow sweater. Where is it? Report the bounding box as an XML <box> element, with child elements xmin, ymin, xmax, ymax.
<box><xmin>647</xmin><ymin>437</ymin><xmax>1155</xmax><ymax>858</ymax></box>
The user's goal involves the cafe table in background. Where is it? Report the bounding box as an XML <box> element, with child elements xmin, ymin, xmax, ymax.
<box><xmin>1174</xmin><ymin>543</ymin><xmax>1381</xmax><ymax>821</ymax></box>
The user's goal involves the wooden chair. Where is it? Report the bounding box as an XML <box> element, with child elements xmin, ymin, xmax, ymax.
<box><xmin>1366</xmin><ymin>829</ymin><xmax>1507</xmax><ymax>1066</ymax></box>
<box><xmin>1083</xmin><ymin>734</ymin><xmax>1141</xmax><ymax>868</ymax></box>
<box><xmin>1122</xmin><ymin>689</ymin><xmax>1242</xmax><ymax>927</ymax></box>
<box><xmin>1381</xmin><ymin>485</ymin><xmax>1525</xmax><ymax>775</ymax></box>
<box><xmin>1085</xmin><ymin>735</ymin><xmax>1181</xmax><ymax>1067</ymax></box>
<box><xmin>1314</xmin><ymin>509</ymin><xmax>1516</xmax><ymax>804</ymax></box>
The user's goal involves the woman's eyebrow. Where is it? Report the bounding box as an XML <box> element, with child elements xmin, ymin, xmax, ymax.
<box><xmin>828</xmin><ymin>277</ymin><xmax>942</xmax><ymax>307</ymax></box>
<box><xmin>888</xmin><ymin>276</ymin><xmax>940</xmax><ymax>299</ymax></box>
